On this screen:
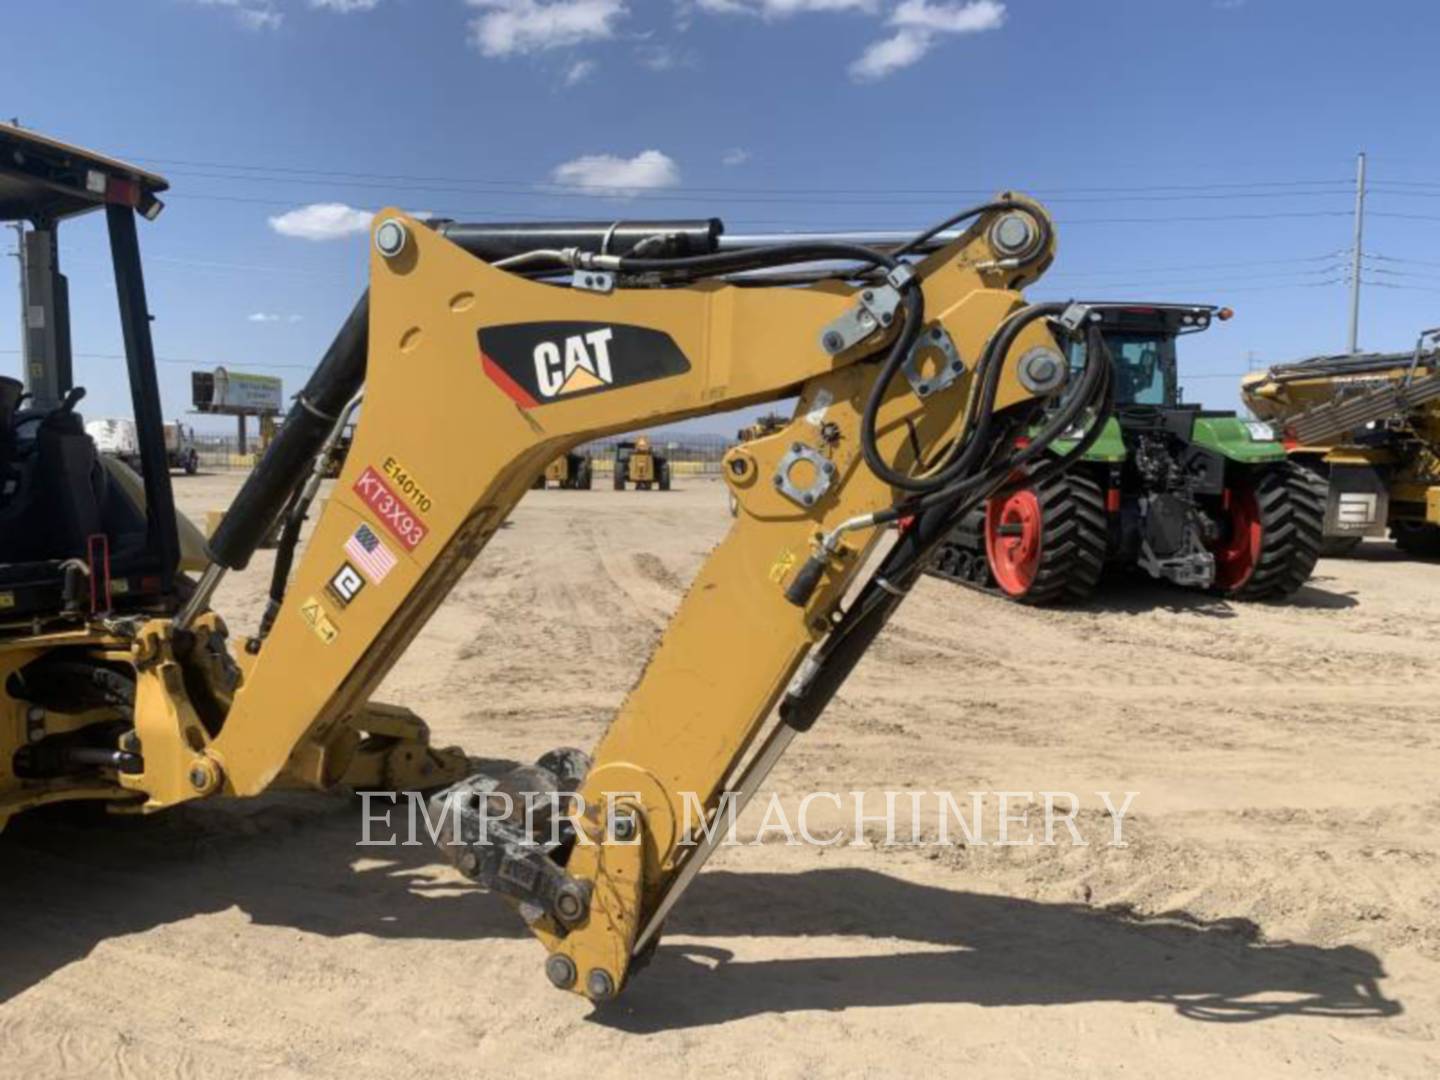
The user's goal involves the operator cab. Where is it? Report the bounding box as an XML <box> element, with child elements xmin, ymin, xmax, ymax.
<box><xmin>1066</xmin><ymin>304</ymin><xmax>1224</xmax><ymax>410</ymax></box>
<box><xmin>0</xmin><ymin>124</ymin><xmax>180</xmax><ymax>624</ymax></box>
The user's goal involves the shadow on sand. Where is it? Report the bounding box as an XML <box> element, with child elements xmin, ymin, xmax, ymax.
<box><xmin>0</xmin><ymin>792</ymin><xmax>1400</xmax><ymax>1033</ymax></box>
<box><xmin>1071</xmin><ymin>573</ymin><xmax>1359</xmax><ymax>619</ymax></box>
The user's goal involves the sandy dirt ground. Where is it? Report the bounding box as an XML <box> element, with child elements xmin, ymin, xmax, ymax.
<box><xmin>2</xmin><ymin>470</ymin><xmax>1439</xmax><ymax>1078</ymax></box>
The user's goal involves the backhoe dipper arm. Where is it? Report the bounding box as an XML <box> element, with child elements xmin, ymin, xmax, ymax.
<box><xmin>125</xmin><ymin>199</ymin><xmax>1073</xmax><ymax>999</ymax></box>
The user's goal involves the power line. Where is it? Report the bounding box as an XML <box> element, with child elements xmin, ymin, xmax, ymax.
<box><xmin>0</xmin><ymin>348</ymin><xmax>311</xmax><ymax>370</ymax></box>
<box><xmin>1042</xmin><ymin>252</ymin><xmax>1343</xmax><ymax>278</ymax></box>
<box><xmin>120</xmin><ymin>152</ymin><xmax>1354</xmax><ymax>197</ymax></box>
<box><xmin>154</xmin><ymin>166</ymin><xmax>1358</xmax><ymax>207</ymax></box>
<box><xmin>159</xmin><ymin>189</ymin><xmax>1360</xmax><ymax>229</ymax></box>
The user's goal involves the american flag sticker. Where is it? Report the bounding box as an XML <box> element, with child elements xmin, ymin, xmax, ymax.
<box><xmin>345</xmin><ymin>523</ymin><xmax>397</xmax><ymax>584</ymax></box>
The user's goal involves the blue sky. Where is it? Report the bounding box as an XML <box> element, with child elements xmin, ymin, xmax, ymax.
<box><xmin>4</xmin><ymin>0</ymin><xmax>1440</xmax><ymax>433</ymax></box>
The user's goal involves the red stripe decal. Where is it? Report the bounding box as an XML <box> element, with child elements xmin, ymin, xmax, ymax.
<box><xmin>481</xmin><ymin>350</ymin><xmax>539</xmax><ymax>409</ymax></box>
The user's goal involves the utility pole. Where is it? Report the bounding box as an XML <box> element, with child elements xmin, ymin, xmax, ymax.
<box><xmin>11</xmin><ymin>222</ymin><xmax>26</xmax><ymax>378</ymax></box>
<box><xmin>6</xmin><ymin>118</ymin><xmax>25</xmax><ymax>382</ymax></box>
<box><xmin>1348</xmin><ymin>151</ymin><xmax>1367</xmax><ymax>355</ymax></box>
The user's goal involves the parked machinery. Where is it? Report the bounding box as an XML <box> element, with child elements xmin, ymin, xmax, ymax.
<box><xmin>86</xmin><ymin>417</ymin><xmax>200</xmax><ymax>475</ymax></box>
<box><xmin>613</xmin><ymin>435</ymin><xmax>670</xmax><ymax>490</ymax></box>
<box><xmin>928</xmin><ymin>304</ymin><xmax>1323</xmax><ymax>603</ymax></box>
<box><xmin>534</xmin><ymin>450</ymin><xmax>594</xmax><ymax>490</ymax></box>
<box><xmin>1242</xmin><ymin>328</ymin><xmax>1440</xmax><ymax>556</ymax></box>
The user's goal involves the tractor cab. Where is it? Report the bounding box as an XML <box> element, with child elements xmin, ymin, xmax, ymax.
<box><xmin>1068</xmin><ymin>304</ymin><xmax>1225</xmax><ymax>411</ymax></box>
<box><xmin>0</xmin><ymin>124</ymin><xmax>182</xmax><ymax>623</ymax></box>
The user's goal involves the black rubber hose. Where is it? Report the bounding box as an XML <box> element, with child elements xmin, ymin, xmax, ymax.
<box><xmin>893</xmin><ymin>199</ymin><xmax>1049</xmax><ymax>259</ymax></box>
<box><xmin>616</xmin><ymin>240</ymin><xmax>901</xmax><ymax>277</ymax></box>
<box><xmin>780</xmin><ymin>325</ymin><xmax>1113</xmax><ymax>729</ymax></box>
<box><xmin>208</xmin><ymin>292</ymin><xmax>369</xmax><ymax>571</ymax></box>
<box><xmin>862</xmin><ymin>301</ymin><xmax>1070</xmax><ymax>494</ymax></box>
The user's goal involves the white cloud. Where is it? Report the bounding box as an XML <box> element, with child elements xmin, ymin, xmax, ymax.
<box><xmin>636</xmin><ymin>43</ymin><xmax>691</xmax><ymax>70</ymax></box>
<box><xmin>564</xmin><ymin>58</ymin><xmax>598</xmax><ymax>85</ymax></box>
<box><xmin>310</xmin><ymin>0</ymin><xmax>381</xmax><ymax>10</ymax></box>
<box><xmin>268</xmin><ymin>202</ymin><xmax>374</xmax><ymax>240</ymax></box>
<box><xmin>193</xmin><ymin>0</ymin><xmax>284</xmax><ymax>30</ymax></box>
<box><xmin>850</xmin><ymin>0</ymin><xmax>1005</xmax><ymax>81</ymax></box>
<box><xmin>697</xmin><ymin>0</ymin><xmax>875</xmax><ymax>16</ymax></box>
<box><xmin>248</xmin><ymin>312</ymin><xmax>281</xmax><ymax>323</ymax></box>
<box><xmin>550</xmin><ymin>150</ymin><xmax>681</xmax><ymax>196</ymax></box>
<box><xmin>891</xmin><ymin>0</ymin><xmax>1004</xmax><ymax>32</ymax></box>
<box><xmin>722</xmin><ymin>147</ymin><xmax>751</xmax><ymax>166</ymax></box>
<box><xmin>467</xmin><ymin>0</ymin><xmax>628</xmax><ymax>57</ymax></box>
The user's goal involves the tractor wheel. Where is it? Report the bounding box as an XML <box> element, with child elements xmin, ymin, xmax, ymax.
<box><xmin>184</xmin><ymin>450</ymin><xmax>199</xmax><ymax>476</ymax></box>
<box><xmin>1320</xmin><ymin>535</ymin><xmax>1363</xmax><ymax>558</ymax></box>
<box><xmin>1393</xmin><ymin>522</ymin><xmax>1440</xmax><ymax>558</ymax></box>
<box><xmin>658</xmin><ymin>462</ymin><xmax>671</xmax><ymax>491</ymax></box>
<box><xmin>577</xmin><ymin>462</ymin><xmax>593</xmax><ymax>490</ymax></box>
<box><xmin>983</xmin><ymin>472</ymin><xmax>1107</xmax><ymax>605</ymax></box>
<box><xmin>613</xmin><ymin>462</ymin><xmax>626</xmax><ymax>490</ymax></box>
<box><xmin>1210</xmin><ymin>463</ymin><xmax>1325</xmax><ymax>600</ymax></box>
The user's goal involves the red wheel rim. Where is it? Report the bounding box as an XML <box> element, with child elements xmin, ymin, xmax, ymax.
<box><xmin>985</xmin><ymin>488</ymin><xmax>1043</xmax><ymax>596</ymax></box>
<box><xmin>1212</xmin><ymin>486</ymin><xmax>1262</xmax><ymax>590</ymax></box>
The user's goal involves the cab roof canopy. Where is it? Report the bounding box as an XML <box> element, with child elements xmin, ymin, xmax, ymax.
<box><xmin>0</xmin><ymin>124</ymin><xmax>168</xmax><ymax>224</ymax></box>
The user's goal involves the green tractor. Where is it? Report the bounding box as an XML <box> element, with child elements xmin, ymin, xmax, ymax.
<box><xmin>928</xmin><ymin>304</ymin><xmax>1325</xmax><ymax>604</ymax></box>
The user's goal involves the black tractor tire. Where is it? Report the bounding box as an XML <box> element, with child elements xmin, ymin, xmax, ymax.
<box><xmin>1393</xmin><ymin>522</ymin><xmax>1440</xmax><ymax>558</ymax></box>
<box><xmin>983</xmin><ymin>471</ymin><xmax>1107</xmax><ymax>606</ymax></box>
<box><xmin>658</xmin><ymin>461</ymin><xmax>671</xmax><ymax>491</ymax></box>
<box><xmin>613</xmin><ymin>459</ymin><xmax>627</xmax><ymax>490</ymax></box>
<box><xmin>1214</xmin><ymin>463</ymin><xmax>1325</xmax><ymax>600</ymax></box>
<box><xmin>1320</xmin><ymin>535</ymin><xmax>1363</xmax><ymax>558</ymax></box>
<box><xmin>577</xmin><ymin>461</ymin><xmax>593</xmax><ymax>490</ymax></box>
<box><xmin>184</xmin><ymin>450</ymin><xmax>199</xmax><ymax>476</ymax></box>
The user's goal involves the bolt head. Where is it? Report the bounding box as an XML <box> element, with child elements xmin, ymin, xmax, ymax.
<box><xmin>189</xmin><ymin>765</ymin><xmax>210</xmax><ymax>791</ymax></box>
<box><xmin>546</xmin><ymin>954</ymin><xmax>578</xmax><ymax>990</ymax></box>
<box><xmin>992</xmin><ymin>212</ymin><xmax>1034</xmax><ymax>255</ymax></box>
<box><xmin>555</xmin><ymin>883</ymin><xmax>588</xmax><ymax>923</ymax></box>
<box><xmin>822</xmin><ymin>331</ymin><xmax>845</xmax><ymax>354</ymax></box>
<box><xmin>611</xmin><ymin>815</ymin><xmax>637</xmax><ymax>841</ymax></box>
<box><xmin>374</xmin><ymin>218</ymin><xmax>409</xmax><ymax>258</ymax></box>
<box><xmin>585</xmin><ymin>968</ymin><xmax>617</xmax><ymax>1002</ymax></box>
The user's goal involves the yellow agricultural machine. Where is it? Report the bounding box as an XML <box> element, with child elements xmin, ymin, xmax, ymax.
<box><xmin>1242</xmin><ymin>328</ymin><xmax>1440</xmax><ymax>556</ymax></box>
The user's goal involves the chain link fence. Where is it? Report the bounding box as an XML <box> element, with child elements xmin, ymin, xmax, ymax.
<box><xmin>189</xmin><ymin>430</ymin><xmax>735</xmax><ymax>476</ymax></box>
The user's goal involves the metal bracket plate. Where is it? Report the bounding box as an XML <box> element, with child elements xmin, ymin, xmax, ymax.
<box><xmin>818</xmin><ymin>284</ymin><xmax>900</xmax><ymax>356</ymax></box>
<box><xmin>572</xmin><ymin>270</ymin><xmax>616</xmax><ymax>294</ymax></box>
<box><xmin>902</xmin><ymin>325</ymin><xmax>964</xmax><ymax>399</ymax></box>
<box><xmin>773</xmin><ymin>442</ymin><xmax>837</xmax><ymax>507</ymax></box>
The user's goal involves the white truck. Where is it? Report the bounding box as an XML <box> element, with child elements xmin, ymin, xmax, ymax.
<box><xmin>85</xmin><ymin>417</ymin><xmax>200</xmax><ymax>475</ymax></box>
